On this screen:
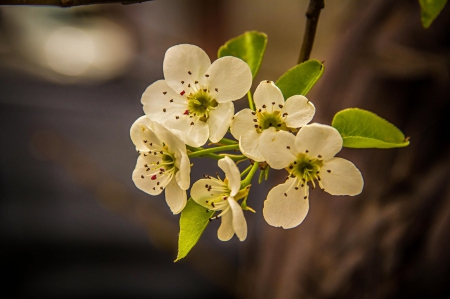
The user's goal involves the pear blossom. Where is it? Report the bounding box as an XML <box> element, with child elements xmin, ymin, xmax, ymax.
<box><xmin>130</xmin><ymin>116</ymin><xmax>190</xmax><ymax>214</ymax></box>
<box><xmin>260</xmin><ymin>123</ymin><xmax>364</xmax><ymax>229</ymax></box>
<box><xmin>190</xmin><ymin>156</ymin><xmax>248</xmax><ymax>241</ymax></box>
<box><xmin>230</xmin><ymin>80</ymin><xmax>315</xmax><ymax>161</ymax></box>
<box><xmin>141</xmin><ymin>44</ymin><xmax>252</xmax><ymax>147</ymax></box>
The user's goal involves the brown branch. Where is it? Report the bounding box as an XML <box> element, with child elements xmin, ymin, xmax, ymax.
<box><xmin>0</xmin><ymin>0</ymin><xmax>152</xmax><ymax>7</ymax></box>
<box><xmin>298</xmin><ymin>0</ymin><xmax>325</xmax><ymax>64</ymax></box>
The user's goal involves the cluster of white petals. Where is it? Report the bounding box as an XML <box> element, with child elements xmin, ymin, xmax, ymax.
<box><xmin>130</xmin><ymin>43</ymin><xmax>365</xmax><ymax>242</ymax></box>
<box><xmin>260</xmin><ymin>123</ymin><xmax>364</xmax><ymax>229</ymax></box>
<box><xmin>142</xmin><ymin>44</ymin><xmax>252</xmax><ymax>147</ymax></box>
<box><xmin>191</xmin><ymin>157</ymin><xmax>248</xmax><ymax>241</ymax></box>
<box><xmin>231</xmin><ymin>80</ymin><xmax>315</xmax><ymax>161</ymax></box>
<box><xmin>130</xmin><ymin>116</ymin><xmax>190</xmax><ymax>214</ymax></box>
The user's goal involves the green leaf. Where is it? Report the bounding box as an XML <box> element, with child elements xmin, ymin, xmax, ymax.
<box><xmin>176</xmin><ymin>198</ymin><xmax>214</xmax><ymax>261</ymax></box>
<box><xmin>276</xmin><ymin>60</ymin><xmax>324</xmax><ymax>99</ymax></box>
<box><xmin>218</xmin><ymin>31</ymin><xmax>267</xmax><ymax>78</ymax></box>
<box><xmin>332</xmin><ymin>108</ymin><xmax>410</xmax><ymax>149</ymax></box>
<box><xmin>419</xmin><ymin>0</ymin><xmax>448</xmax><ymax>28</ymax></box>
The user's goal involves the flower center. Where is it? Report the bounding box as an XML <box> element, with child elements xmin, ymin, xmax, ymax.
<box><xmin>256</xmin><ymin>111</ymin><xmax>291</xmax><ymax>133</ymax></box>
<box><xmin>187</xmin><ymin>90</ymin><xmax>218</xmax><ymax>121</ymax></box>
<box><xmin>288</xmin><ymin>153</ymin><xmax>323</xmax><ymax>188</ymax></box>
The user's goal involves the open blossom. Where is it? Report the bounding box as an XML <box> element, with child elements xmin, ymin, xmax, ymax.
<box><xmin>141</xmin><ymin>44</ymin><xmax>252</xmax><ymax>147</ymax></box>
<box><xmin>260</xmin><ymin>123</ymin><xmax>364</xmax><ymax>229</ymax></box>
<box><xmin>230</xmin><ymin>80</ymin><xmax>315</xmax><ymax>161</ymax></box>
<box><xmin>190</xmin><ymin>156</ymin><xmax>248</xmax><ymax>241</ymax></box>
<box><xmin>130</xmin><ymin>116</ymin><xmax>190</xmax><ymax>214</ymax></box>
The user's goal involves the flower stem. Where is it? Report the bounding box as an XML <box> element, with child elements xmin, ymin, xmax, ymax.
<box><xmin>188</xmin><ymin>144</ymin><xmax>240</xmax><ymax>158</ymax></box>
<box><xmin>247</xmin><ymin>90</ymin><xmax>255</xmax><ymax>111</ymax></box>
<box><xmin>240</xmin><ymin>162</ymin><xmax>259</xmax><ymax>189</ymax></box>
<box><xmin>240</xmin><ymin>164</ymin><xmax>253</xmax><ymax>177</ymax></box>
<box><xmin>216</xmin><ymin>137</ymin><xmax>238</xmax><ymax>145</ymax></box>
<box><xmin>298</xmin><ymin>0</ymin><xmax>325</xmax><ymax>64</ymax></box>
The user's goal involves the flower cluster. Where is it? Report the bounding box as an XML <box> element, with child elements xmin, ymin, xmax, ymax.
<box><xmin>130</xmin><ymin>44</ymin><xmax>363</xmax><ymax>242</ymax></box>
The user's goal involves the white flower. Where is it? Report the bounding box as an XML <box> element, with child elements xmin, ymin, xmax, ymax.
<box><xmin>130</xmin><ymin>116</ymin><xmax>190</xmax><ymax>214</ymax></box>
<box><xmin>230</xmin><ymin>80</ymin><xmax>315</xmax><ymax>161</ymax></box>
<box><xmin>260</xmin><ymin>123</ymin><xmax>364</xmax><ymax>229</ymax></box>
<box><xmin>142</xmin><ymin>44</ymin><xmax>252</xmax><ymax>147</ymax></box>
<box><xmin>190</xmin><ymin>156</ymin><xmax>248</xmax><ymax>241</ymax></box>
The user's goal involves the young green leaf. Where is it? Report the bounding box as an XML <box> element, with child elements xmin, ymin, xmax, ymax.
<box><xmin>218</xmin><ymin>31</ymin><xmax>267</xmax><ymax>79</ymax></box>
<box><xmin>419</xmin><ymin>0</ymin><xmax>448</xmax><ymax>28</ymax></box>
<box><xmin>276</xmin><ymin>60</ymin><xmax>324</xmax><ymax>99</ymax></box>
<box><xmin>176</xmin><ymin>198</ymin><xmax>214</xmax><ymax>261</ymax></box>
<box><xmin>332</xmin><ymin>108</ymin><xmax>410</xmax><ymax>149</ymax></box>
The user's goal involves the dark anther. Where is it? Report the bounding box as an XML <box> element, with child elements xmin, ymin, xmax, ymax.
<box><xmin>181</xmin><ymin>81</ymin><xmax>184</xmax><ymax>84</ymax></box>
<box><xmin>163</xmin><ymin>108</ymin><xmax>166</xmax><ymax>112</ymax></box>
<box><xmin>205</xmin><ymin>74</ymin><xmax>209</xmax><ymax>77</ymax></box>
<box><xmin>141</xmin><ymin>175</ymin><xmax>144</xmax><ymax>178</ymax></box>
<box><xmin>327</xmin><ymin>170</ymin><xmax>331</xmax><ymax>173</ymax></box>
<box><xmin>279</xmin><ymin>104</ymin><xmax>283</xmax><ymax>108</ymax></box>
<box><xmin>170</xmin><ymin>99</ymin><xmax>174</xmax><ymax>102</ymax></box>
<box><xmin>188</xmin><ymin>71</ymin><xmax>192</xmax><ymax>75</ymax></box>
<box><xmin>262</xmin><ymin>104</ymin><xmax>266</xmax><ymax>108</ymax></box>
<box><xmin>215</xmin><ymin>88</ymin><xmax>218</xmax><ymax>92</ymax></box>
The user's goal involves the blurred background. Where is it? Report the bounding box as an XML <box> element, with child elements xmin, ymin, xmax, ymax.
<box><xmin>0</xmin><ymin>0</ymin><xmax>449</xmax><ymax>298</ymax></box>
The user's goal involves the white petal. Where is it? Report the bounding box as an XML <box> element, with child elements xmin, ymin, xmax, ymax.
<box><xmin>283</xmin><ymin>95</ymin><xmax>315</xmax><ymax>128</ymax></box>
<box><xmin>175</xmin><ymin>151</ymin><xmax>191</xmax><ymax>191</ymax></box>
<box><xmin>218</xmin><ymin>156</ymin><xmax>240</xmax><ymax>196</ymax></box>
<box><xmin>230</xmin><ymin>108</ymin><xmax>257</xmax><ymax>140</ymax></box>
<box><xmin>130</xmin><ymin>116</ymin><xmax>161</xmax><ymax>152</ymax></box>
<box><xmin>163</xmin><ymin>44</ymin><xmax>211</xmax><ymax>94</ymax></box>
<box><xmin>295</xmin><ymin>123</ymin><xmax>343</xmax><ymax>161</ymax></box>
<box><xmin>263</xmin><ymin>179</ymin><xmax>309</xmax><ymax>229</ymax></box>
<box><xmin>239</xmin><ymin>129</ymin><xmax>265</xmax><ymax>162</ymax></box>
<box><xmin>132</xmin><ymin>155</ymin><xmax>170</xmax><ymax>196</ymax></box>
<box><xmin>165</xmin><ymin>177</ymin><xmax>187</xmax><ymax>214</ymax></box>
<box><xmin>206</xmin><ymin>56</ymin><xmax>252</xmax><ymax>103</ymax></box>
<box><xmin>153</xmin><ymin>121</ymin><xmax>186</xmax><ymax>153</ymax></box>
<box><xmin>164</xmin><ymin>116</ymin><xmax>209</xmax><ymax>147</ymax></box>
<box><xmin>259</xmin><ymin>128</ymin><xmax>297</xmax><ymax>169</ymax></box>
<box><xmin>320</xmin><ymin>157</ymin><xmax>364</xmax><ymax>196</ymax></box>
<box><xmin>141</xmin><ymin>80</ymin><xmax>186</xmax><ymax>122</ymax></box>
<box><xmin>228</xmin><ymin>198</ymin><xmax>247</xmax><ymax>241</ymax></box>
<box><xmin>253</xmin><ymin>81</ymin><xmax>284</xmax><ymax>112</ymax></box>
<box><xmin>218</xmin><ymin>210</ymin><xmax>234</xmax><ymax>241</ymax></box>
<box><xmin>191</xmin><ymin>179</ymin><xmax>226</xmax><ymax>207</ymax></box>
<box><xmin>207</xmin><ymin>102</ymin><xmax>234</xmax><ymax>143</ymax></box>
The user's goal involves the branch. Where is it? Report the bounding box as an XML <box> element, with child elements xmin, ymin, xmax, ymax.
<box><xmin>0</xmin><ymin>0</ymin><xmax>152</xmax><ymax>7</ymax></box>
<box><xmin>298</xmin><ymin>0</ymin><xmax>325</xmax><ymax>64</ymax></box>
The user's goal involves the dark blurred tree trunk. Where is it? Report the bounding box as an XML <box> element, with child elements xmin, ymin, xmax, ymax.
<box><xmin>241</xmin><ymin>0</ymin><xmax>450</xmax><ymax>298</ymax></box>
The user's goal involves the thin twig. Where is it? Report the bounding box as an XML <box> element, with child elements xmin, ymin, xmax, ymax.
<box><xmin>298</xmin><ymin>0</ymin><xmax>325</xmax><ymax>64</ymax></box>
<box><xmin>0</xmin><ymin>0</ymin><xmax>152</xmax><ymax>7</ymax></box>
